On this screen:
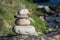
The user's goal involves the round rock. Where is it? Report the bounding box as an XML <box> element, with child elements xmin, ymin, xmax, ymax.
<box><xmin>19</xmin><ymin>9</ymin><xmax>30</xmax><ymax>15</ymax></box>
<box><xmin>15</xmin><ymin>19</ymin><xmax>30</xmax><ymax>26</ymax></box>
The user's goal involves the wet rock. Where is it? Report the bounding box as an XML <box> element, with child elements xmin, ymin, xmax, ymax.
<box><xmin>38</xmin><ymin>6</ymin><xmax>44</xmax><ymax>8</ymax></box>
<box><xmin>54</xmin><ymin>19</ymin><xmax>60</xmax><ymax>23</ymax></box>
<box><xmin>56</xmin><ymin>14</ymin><xmax>60</xmax><ymax>17</ymax></box>
<box><xmin>46</xmin><ymin>30</ymin><xmax>60</xmax><ymax>40</ymax></box>
<box><xmin>44</xmin><ymin>6</ymin><xmax>51</xmax><ymax>13</ymax></box>
<box><xmin>14</xmin><ymin>26</ymin><xmax>38</xmax><ymax>36</ymax></box>
<box><xmin>15</xmin><ymin>19</ymin><xmax>30</xmax><ymax>26</ymax></box>
<box><xmin>49</xmin><ymin>5</ymin><xmax>58</xmax><ymax>11</ymax></box>
<box><xmin>52</xmin><ymin>35</ymin><xmax>60</xmax><ymax>40</ymax></box>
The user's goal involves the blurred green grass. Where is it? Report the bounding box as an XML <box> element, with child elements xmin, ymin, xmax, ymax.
<box><xmin>29</xmin><ymin>15</ymin><xmax>49</xmax><ymax>34</ymax></box>
<box><xmin>0</xmin><ymin>0</ymin><xmax>49</xmax><ymax>36</ymax></box>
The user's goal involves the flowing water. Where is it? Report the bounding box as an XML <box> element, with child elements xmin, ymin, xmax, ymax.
<box><xmin>36</xmin><ymin>0</ymin><xmax>60</xmax><ymax>6</ymax></box>
<box><xmin>40</xmin><ymin>6</ymin><xmax>60</xmax><ymax>28</ymax></box>
<box><xmin>45</xmin><ymin>15</ymin><xmax>60</xmax><ymax>28</ymax></box>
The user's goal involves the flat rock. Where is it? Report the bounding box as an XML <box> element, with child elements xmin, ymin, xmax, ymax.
<box><xmin>15</xmin><ymin>19</ymin><xmax>30</xmax><ymax>26</ymax></box>
<box><xmin>46</xmin><ymin>30</ymin><xmax>60</xmax><ymax>40</ymax></box>
<box><xmin>0</xmin><ymin>34</ymin><xmax>56</xmax><ymax>40</ymax></box>
<box><xmin>14</xmin><ymin>26</ymin><xmax>38</xmax><ymax>36</ymax></box>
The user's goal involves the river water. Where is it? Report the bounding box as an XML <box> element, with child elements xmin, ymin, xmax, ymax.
<box><xmin>36</xmin><ymin>0</ymin><xmax>60</xmax><ymax>6</ymax></box>
<box><xmin>40</xmin><ymin>6</ymin><xmax>60</xmax><ymax>28</ymax></box>
<box><xmin>45</xmin><ymin>15</ymin><xmax>60</xmax><ymax>28</ymax></box>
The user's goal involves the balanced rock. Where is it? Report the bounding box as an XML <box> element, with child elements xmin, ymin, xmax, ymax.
<box><xmin>15</xmin><ymin>19</ymin><xmax>30</xmax><ymax>26</ymax></box>
<box><xmin>14</xmin><ymin>26</ymin><xmax>38</xmax><ymax>36</ymax></box>
<box><xmin>14</xmin><ymin>14</ymin><xmax>28</xmax><ymax>18</ymax></box>
<box><xmin>19</xmin><ymin>9</ymin><xmax>30</xmax><ymax>15</ymax></box>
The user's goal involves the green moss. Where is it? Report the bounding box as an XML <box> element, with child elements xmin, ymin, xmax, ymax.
<box><xmin>29</xmin><ymin>15</ymin><xmax>49</xmax><ymax>34</ymax></box>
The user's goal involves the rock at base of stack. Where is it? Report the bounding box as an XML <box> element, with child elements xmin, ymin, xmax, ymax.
<box><xmin>14</xmin><ymin>25</ymin><xmax>38</xmax><ymax>36</ymax></box>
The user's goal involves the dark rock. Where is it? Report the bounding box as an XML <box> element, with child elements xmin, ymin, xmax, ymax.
<box><xmin>0</xmin><ymin>34</ymin><xmax>55</xmax><ymax>40</ymax></box>
<box><xmin>14</xmin><ymin>14</ymin><xmax>28</xmax><ymax>19</ymax></box>
<box><xmin>54</xmin><ymin>19</ymin><xmax>60</xmax><ymax>23</ymax></box>
<box><xmin>46</xmin><ymin>30</ymin><xmax>60</xmax><ymax>40</ymax></box>
<box><xmin>49</xmin><ymin>5</ymin><xmax>58</xmax><ymax>11</ymax></box>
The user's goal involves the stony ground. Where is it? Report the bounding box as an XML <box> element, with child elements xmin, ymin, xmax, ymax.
<box><xmin>0</xmin><ymin>34</ymin><xmax>56</xmax><ymax>40</ymax></box>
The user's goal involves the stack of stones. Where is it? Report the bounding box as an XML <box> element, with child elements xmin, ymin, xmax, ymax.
<box><xmin>14</xmin><ymin>7</ymin><xmax>38</xmax><ymax>36</ymax></box>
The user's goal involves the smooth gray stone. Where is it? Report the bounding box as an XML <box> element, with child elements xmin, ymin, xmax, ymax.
<box><xmin>15</xmin><ymin>19</ymin><xmax>30</xmax><ymax>26</ymax></box>
<box><xmin>14</xmin><ymin>26</ymin><xmax>38</xmax><ymax>36</ymax></box>
<box><xmin>19</xmin><ymin>9</ymin><xmax>30</xmax><ymax>15</ymax></box>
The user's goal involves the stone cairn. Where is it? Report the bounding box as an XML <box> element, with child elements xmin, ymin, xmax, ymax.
<box><xmin>14</xmin><ymin>4</ymin><xmax>38</xmax><ymax>36</ymax></box>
